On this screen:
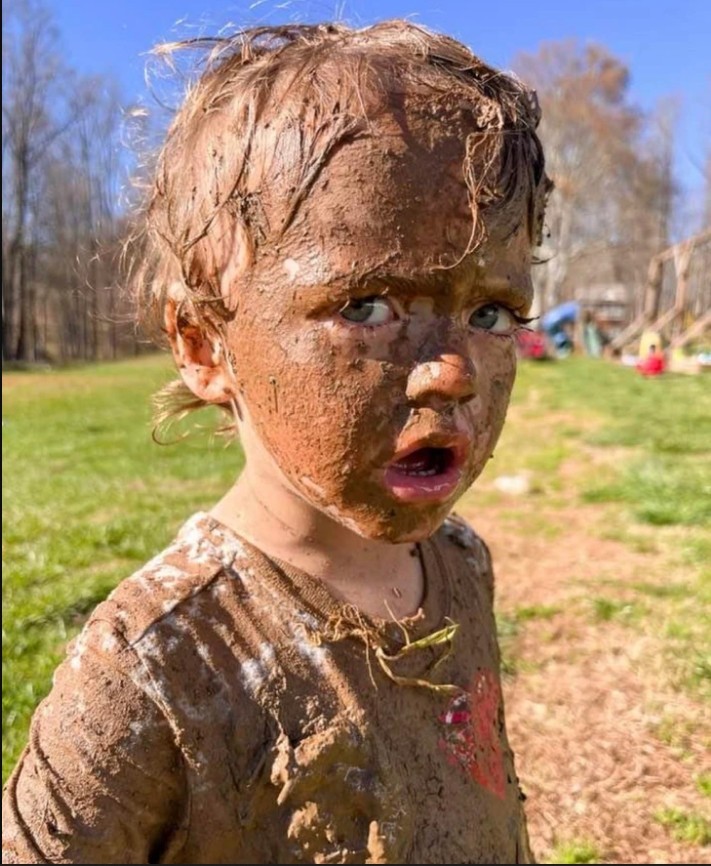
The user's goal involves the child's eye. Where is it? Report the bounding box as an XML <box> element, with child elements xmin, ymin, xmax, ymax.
<box><xmin>469</xmin><ymin>303</ymin><xmax>520</xmax><ymax>334</ymax></box>
<box><xmin>339</xmin><ymin>296</ymin><xmax>396</xmax><ymax>326</ymax></box>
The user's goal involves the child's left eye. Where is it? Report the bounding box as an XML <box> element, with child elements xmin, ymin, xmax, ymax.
<box><xmin>339</xmin><ymin>297</ymin><xmax>396</xmax><ymax>326</ymax></box>
<box><xmin>469</xmin><ymin>304</ymin><xmax>519</xmax><ymax>334</ymax></box>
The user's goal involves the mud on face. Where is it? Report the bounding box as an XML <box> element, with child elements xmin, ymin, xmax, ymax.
<box><xmin>138</xmin><ymin>21</ymin><xmax>551</xmax><ymax>541</ymax></box>
<box><xmin>136</xmin><ymin>21</ymin><xmax>549</xmax><ymax>342</ymax></box>
<box><xmin>227</xmin><ymin>98</ymin><xmax>534</xmax><ymax>542</ymax></box>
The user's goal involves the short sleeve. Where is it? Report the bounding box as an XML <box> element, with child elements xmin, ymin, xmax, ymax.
<box><xmin>442</xmin><ymin>513</ymin><xmax>496</xmax><ymax>604</ymax></box>
<box><xmin>2</xmin><ymin>620</ymin><xmax>185</xmax><ymax>864</ymax></box>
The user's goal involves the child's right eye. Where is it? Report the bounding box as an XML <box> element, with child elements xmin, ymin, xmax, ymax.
<box><xmin>339</xmin><ymin>297</ymin><xmax>397</xmax><ymax>326</ymax></box>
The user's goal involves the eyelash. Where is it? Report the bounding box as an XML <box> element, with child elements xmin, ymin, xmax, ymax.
<box><xmin>467</xmin><ymin>304</ymin><xmax>537</xmax><ymax>337</ymax></box>
<box><xmin>335</xmin><ymin>297</ymin><xmax>537</xmax><ymax>333</ymax></box>
<box><xmin>337</xmin><ymin>295</ymin><xmax>400</xmax><ymax>328</ymax></box>
<box><xmin>504</xmin><ymin>311</ymin><xmax>537</xmax><ymax>329</ymax></box>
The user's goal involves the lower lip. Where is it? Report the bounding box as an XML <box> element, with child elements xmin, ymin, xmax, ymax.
<box><xmin>382</xmin><ymin>463</ymin><xmax>463</xmax><ymax>503</ymax></box>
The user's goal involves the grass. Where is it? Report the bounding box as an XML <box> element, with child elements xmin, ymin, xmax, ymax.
<box><xmin>652</xmin><ymin>715</ymin><xmax>702</xmax><ymax>761</ymax></box>
<box><xmin>583</xmin><ymin>457</ymin><xmax>710</xmax><ymax>526</ymax></box>
<box><xmin>3</xmin><ymin>353</ymin><xmax>710</xmax><ymax>785</ymax></box>
<box><xmin>2</xmin><ymin>355</ymin><xmax>242</xmax><ymax>780</ymax></box>
<box><xmin>482</xmin><ymin>358</ymin><xmax>710</xmax><ymax>703</ymax></box>
<box><xmin>496</xmin><ymin>605</ymin><xmax>561</xmax><ymax>675</ymax></box>
<box><xmin>697</xmin><ymin>773</ymin><xmax>711</xmax><ymax>799</ymax></box>
<box><xmin>495</xmin><ymin>612</ymin><xmax>521</xmax><ymax>677</ymax></box>
<box><xmin>545</xmin><ymin>838</ymin><xmax>602</xmax><ymax>864</ymax></box>
<box><xmin>514</xmin><ymin>604</ymin><xmax>561</xmax><ymax>622</ymax></box>
<box><xmin>653</xmin><ymin>808</ymin><xmax>711</xmax><ymax>846</ymax></box>
<box><xmin>588</xmin><ymin>596</ymin><xmax>647</xmax><ymax>624</ymax></box>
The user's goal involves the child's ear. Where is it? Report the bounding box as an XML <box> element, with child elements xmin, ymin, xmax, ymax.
<box><xmin>165</xmin><ymin>298</ymin><xmax>236</xmax><ymax>404</ymax></box>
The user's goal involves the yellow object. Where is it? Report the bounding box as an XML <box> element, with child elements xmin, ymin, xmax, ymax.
<box><xmin>639</xmin><ymin>329</ymin><xmax>662</xmax><ymax>359</ymax></box>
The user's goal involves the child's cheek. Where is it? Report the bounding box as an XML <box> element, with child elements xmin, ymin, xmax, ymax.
<box><xmin>469</xmin><ymin>334</ymin><xmax>517</xmax><ymax>458</ymax></box>
<box><xmin>232</xmin><ymin>307</ymin><xmax>517</xmax><ymax>540</ymax></box>
<box><xmin>235</xmin><ymin>317</ymin><xmax>405</xmax><ymax>478</ymax></box>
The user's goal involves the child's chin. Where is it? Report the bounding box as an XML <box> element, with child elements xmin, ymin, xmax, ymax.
<box><xmin>335</xmin><ymin>505</ymin><xmax>451</xmax><ymax>545</ymax></box>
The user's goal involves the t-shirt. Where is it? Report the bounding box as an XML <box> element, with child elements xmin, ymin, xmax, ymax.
<box><xmin>2</xmin><ymin>512</ymin><xmax>533</xmax><ymax>864</ymax></box>
<box><xmin>636</xmin><ymin>352</ymin><xmax>665</xmax><ymax>376</ymax></box>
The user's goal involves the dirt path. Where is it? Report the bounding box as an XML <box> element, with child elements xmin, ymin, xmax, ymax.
<box><xmin>464</xmin><ymin>498</ymin><xmax>710</xmax><ymax>864</ymax></box>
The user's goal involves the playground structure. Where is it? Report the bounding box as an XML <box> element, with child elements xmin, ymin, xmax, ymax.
<box><xmin>610</xmin><ymin>228</ymin><xmax>711</xmax><ymax>355</ymax></box>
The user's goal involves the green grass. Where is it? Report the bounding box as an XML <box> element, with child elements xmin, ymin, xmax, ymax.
<box><xmin>484</xmin><ymin>358</ymin><xmax>710</xmax><ymax>702</ymax></box>
<box><xmin>697</xmin><ymin>773</ymin><xmax>711</xmax><ymax>799</ymax></box>
<box><xmin>514</xmin><ymin>604</ymin><xmax>562</xmax><ymax>622</ymax></box>
<box><xmin>652</xmin><ymin>715</ymin><xmax>699</xmax><ymax>761</ymax></box>
<box><xmin>495</xmin><ymin>612</ymin><xmax>521</xmax><ymax>676</ymax></box>
<box><xmin>653</xmin><ymin>808</ymin><xmax>711</xmax><ymax>846</ymax></box>
<box><xmin>545</xmin><ymin>838</ymin><xmax>602</xmax><ymax>864</ymax></box>
<box><xmin>3</xmin><ymin>354</ymin><xmax>710</xmax><ymax>783</ymax></box>
<box><xmin>495</xmin><ymin>605</ymin><xmax>561</xmax><ymax>676</ymax></box>
<box><xmin>588</xmin><ymin>596</ymin><xmax>646</xmax><ymax>624</ymax></box>
<box><xmin>583</xmin><ymin>457</ymin><xmax>710</xmax><ymax>526</ymax></box>
<box><xmin>2</xmin><ymin>355</ymin><xmax>242</xmax><ymax>780</ymax></box>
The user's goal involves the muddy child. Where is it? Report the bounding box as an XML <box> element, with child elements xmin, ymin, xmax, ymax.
<box><xmin>2</xmin><ymin>20</ymin><xmax>551</xmax><ymax>864</ymax></box>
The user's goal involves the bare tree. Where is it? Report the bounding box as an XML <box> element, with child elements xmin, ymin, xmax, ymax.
<box><xmin>2</xmin><ymin>0</ymin><xmax>73</xmax><ymax>361</ymax></box>
<box><xmin>515</xmin><ymin>41</ymin><xmax>681</xmax><ymax>313</ymax></box>
<box><xmin>41</xmin><ymin>77</ymin><xmax>126</xmax><ymax>360</ymax></box>
<box><xmin>2</xmin><ymin>0</ymin><xmax>134</xmax><ymax>363</ymax></box>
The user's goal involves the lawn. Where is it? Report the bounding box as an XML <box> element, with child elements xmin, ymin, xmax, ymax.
<box><xmin>3</xmin><ymin>353</ymin><xmax>710</xmax><ymax>860</ymax></box>
<box><xmin>474</xmin><ymin>357</ymin><xmax>710</xmax><ymax>707</ymax></box>
<box><xmin>3</xmin><ymin>355</ymin><xmax>242</xmax><ymax>780</ymax></box>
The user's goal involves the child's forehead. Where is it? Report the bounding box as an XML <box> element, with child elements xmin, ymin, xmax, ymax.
<box><xmin>258</xmin><ymin>112</ymin><xmax>529</xmax><ymax>284</ymax></box>
<box><xmin>254</xmin><ymin>208</ymin><xmax>534</xmax><ymax>314</ymax></box>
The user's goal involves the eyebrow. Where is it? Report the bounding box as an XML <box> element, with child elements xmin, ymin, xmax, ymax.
<box><xmin>297</xmin><ymin>263</ymin><xmax>532</xmax><ymax>310</ymax></box>
<box><xmin>369</xmin><ymin>272</ymin><xmax>451</xmax><ymax>295</ymax></box>
<box><xmin>294</xmin><ymin>270</ymin><xmax>449</xmax><ymax>298</ymax></box>
<box><xmin>370</xmin><ymin>270</ymin><xmax>533</xmax><ymax>308</ymax></box>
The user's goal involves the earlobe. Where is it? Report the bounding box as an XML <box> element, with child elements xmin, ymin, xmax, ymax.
<box><xmin>165</xmin><ymin>298</ymin><xmax>237</xmax><ymax>404</ymax></box>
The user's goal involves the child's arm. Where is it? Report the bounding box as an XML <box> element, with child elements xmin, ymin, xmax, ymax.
<box><xmin>2</xmin><ymin>620</ymin><xmax>185</xmax><ymax>864</ymax></box>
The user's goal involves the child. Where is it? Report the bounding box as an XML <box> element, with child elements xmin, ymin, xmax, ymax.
<box><xmin>2</xmin><ymin>20</ymin><xmax>550</xmax><ymax>864</ymax></box>
<box><xmin>636</xmin><ymin>343</ymin><xmax>666</xmax><ymax>376</ymax></box>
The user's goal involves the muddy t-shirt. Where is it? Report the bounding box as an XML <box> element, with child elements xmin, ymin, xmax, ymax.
<box><xmin>2</xmin><ymin>513</ymin><xmax>533</xmax><ymax>864</ymax></box>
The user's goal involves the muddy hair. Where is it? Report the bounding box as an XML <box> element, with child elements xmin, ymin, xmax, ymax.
<box><xmin>129</xmin><ymin>19</ymin><xmax>552</xmax><ymax>433</ymax></box>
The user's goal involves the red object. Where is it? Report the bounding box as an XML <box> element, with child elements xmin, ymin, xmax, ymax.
<box><xmin>515</xmin><ymin>329</ymin><xmax>547</xmax><ymax>359</ymax></box>
<box><xmin>438</xmin><ymin>669</ymin><xmax>506</xmax><ymax>799</ymax></box>
<box><xmin>636</xmin><ymin>352</ymin><xmax>665</xmax><ymax>376</ymax></box>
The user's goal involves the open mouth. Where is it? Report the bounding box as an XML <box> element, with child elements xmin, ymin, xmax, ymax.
<box><xmin>390</xmin><ymin>447</ymin><xmax>456</xmax><ymax>477</ymax></box>
<box><xmin>383</xmin><ymin>442</ymin><xmax>466</xmax><ymax>503</ymax></box>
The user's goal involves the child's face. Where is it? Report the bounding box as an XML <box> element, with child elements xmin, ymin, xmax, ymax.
<box><xmin>228</xmin><ymin>104</ymin><xmax>533</xmax><ymax>542</ymax></box>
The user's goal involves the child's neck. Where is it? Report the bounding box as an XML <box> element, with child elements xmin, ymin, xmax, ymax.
<box><xmin>210</xmin><ymin>467</ymin><xmax>424</xmax><ymax>621</ymax></box>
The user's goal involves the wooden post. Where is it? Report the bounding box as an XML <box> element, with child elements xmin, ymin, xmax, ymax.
<box><xmin>643</xmin><ymin>255</ymin><xmax>663</xmax><ymax>323</ymax></box>
<box><xmin>671</xmin><ymin>241</ymin><xmax>693</xmax><ymax>341</ymax></box>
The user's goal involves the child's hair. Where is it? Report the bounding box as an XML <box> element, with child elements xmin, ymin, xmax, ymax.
<box><xmin>130</xmin><ymin>20</ymin><xmax>552</xmax><ymax>429</ymax></box>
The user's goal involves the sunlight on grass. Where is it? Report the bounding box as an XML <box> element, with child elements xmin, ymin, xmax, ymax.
<box><xmin>545</xmin><ymin>837</ymin><xmax>602</xmax><ymax>864</ymax></box>
<box><xmin>654</xmin><ymin>807</ymin><xmax>711</xmax><ymax>846</ymax></box>
<box><xmin>491</xmin><ymin>359</ymin><xmax>710</xmax><ymax>705</ymax></box>
<box><xmin>589</xmin><ymin>596</ymin><xmax>647</xmax><ymax>624</ymax></box>
<box><xmin>2</xmin><ymin>354</ymin><xmax>243</xmax><ymax>780</ymax></box>
<box><xmin>514</xmin><ymin>604</ymin><xmax>561</xmax><ymax>622</ymax></box>
<box><xmin>583</xmin><ymin>457</ymin><xmax>710</xmax><ymax>526</ymax></box>
<box><xmin>697</xmin><ymin>772</ymin><xmax>711</xmax><ymax>799</ymax></box>
<box><xmin>3</xmin><ymin>354</ymin><xmax>709</xmax><ymax>783</ymax></box>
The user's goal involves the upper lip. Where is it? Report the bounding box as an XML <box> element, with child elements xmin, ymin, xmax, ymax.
<box><xmin>387</xmin><ymin>429</ymin><xmax>471</xmax><ymax>469</ymax></box>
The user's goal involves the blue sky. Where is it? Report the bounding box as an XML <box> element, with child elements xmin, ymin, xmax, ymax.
<box><xmin>47</xmin><ymin>0</ymin><xmax>709</xmax><ymax>209</ymax></box>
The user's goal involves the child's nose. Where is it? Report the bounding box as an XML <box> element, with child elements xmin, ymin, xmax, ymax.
<box><xmin>405</xmin><ymin>354</ymin><xmax>477</xmax><ymax>408</ymax></box>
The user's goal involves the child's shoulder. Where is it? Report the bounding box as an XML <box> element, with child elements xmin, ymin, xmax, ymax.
<box><xmin>432</xmin><ymin>513</ymin><xmax>495</xmax><ymax>599</ymax></box>
<box><xmin>88</xmin><ymin>512</ymin><xmax>247</xmax><ymax>646</ymax></box>
<box><xmin>437</xmin><ymin>513</ymin><xmax>492</xmax><ymax>564</ymax></box>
